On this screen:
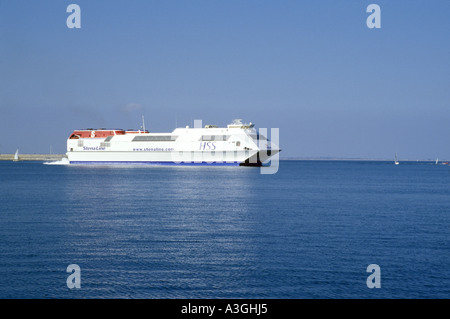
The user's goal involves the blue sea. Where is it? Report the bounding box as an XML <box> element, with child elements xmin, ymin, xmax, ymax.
<box><xmin>0</xmin><ymin>160</ymin><xmax>449</xmax><ymax>299</ymax></box>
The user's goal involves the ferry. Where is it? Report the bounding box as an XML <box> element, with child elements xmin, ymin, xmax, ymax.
<box><xmin>66</xmin><ymin>119</ymin><xmax>280</xmax><ymax>166</ymax></box>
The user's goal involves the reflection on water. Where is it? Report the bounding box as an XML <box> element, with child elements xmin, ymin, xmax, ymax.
<box><xmin>60</xmin><ymin>165</ymin><xmax>261</xmax><ymax>298</ymax></box>
<box><xmin>1</xmin><ymin>161</ymin><xmax>449</xmax><ymax>298</ymax></box>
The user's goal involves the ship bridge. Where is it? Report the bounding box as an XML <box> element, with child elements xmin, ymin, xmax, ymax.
<box><xmin>227</xmin><ymin>119</ymin><xmax>254</xmax><ymax>129</ymax></box>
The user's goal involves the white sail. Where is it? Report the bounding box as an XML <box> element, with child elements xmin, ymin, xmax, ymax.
<box><xmin>13</xmin><ymin>149</ymin><xmax>19</xmax><ymax>161</ymax></box>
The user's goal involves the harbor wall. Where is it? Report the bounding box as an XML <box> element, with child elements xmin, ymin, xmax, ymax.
<box><xmin>0</xmin><ymin>154</ymin><xmax>67</xmax><ymax>161</ymax></box>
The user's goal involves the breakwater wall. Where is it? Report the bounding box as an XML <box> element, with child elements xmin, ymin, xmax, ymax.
<box><xmin>0</xmin><ymin>154</ymin><xmax>67</xmax><ymax>161</ymax></box>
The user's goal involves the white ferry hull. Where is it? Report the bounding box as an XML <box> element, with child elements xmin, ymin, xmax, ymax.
<box><xmin>66</xmin><ymin>120</ymin><xmax>280</xmax><ymax>166</ymax></box>
<box><xmin>67</xmin><ymin>150</ymin><xmax>260</xmax><ymax>166</ymax></box>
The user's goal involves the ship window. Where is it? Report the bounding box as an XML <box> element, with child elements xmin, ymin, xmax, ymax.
<box><xmin>77</xmin><ymin>140</ymin><xmax>84</xmax><ymax>147</ymax></box>
<box><xmin>201</xmin><ymin>135</ymin><xmax>229</xmax><ymax>141</ymax></box>
<box><xmin>132</xmin><ymin>135</ymin><xmax>177</xmax><ymax>142</ymax></box>
<box><xmin>249</xmin><ymin>133</ymin><xmax>268</xmax><ymax>141</ymax></box>
<box><xmin>257</xmin><ymin>133</ymin><xmax>268</xmax><ymax>141</ymax></box>
<box><xmin>236</xmin><ymin>141</ymin><xmax>240</xmax><ymax>146</ymax></box>
<box><xmin>202</xmin><ymin>135</ymin><xmax>215</xmax><ymax>141</ymax></box>
<box><xmin>104</xmin><ymin>136</ymin><xmax>113</xmax><ymax>142</ymax></box>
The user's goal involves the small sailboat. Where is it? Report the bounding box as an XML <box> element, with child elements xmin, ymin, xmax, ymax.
<box><xmin>394</xmin><ymin>153</ymin><xmax>399</xmax><ymax>165</ymax></box>
<box><xmin>13</xmin><ymin>149</ymin><xmax>20</xmax><ymax>162</ymax></box>
<box><xmin>436</xmin><ymin>158</ymin><xmax>439</xmax><ymax>165</ymax></box>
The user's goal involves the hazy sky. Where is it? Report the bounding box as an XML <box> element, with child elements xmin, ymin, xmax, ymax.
<box><xmin>1</xmin><ymin>0</ymin><xmax>449</xmax><ymax>159</ymax></box>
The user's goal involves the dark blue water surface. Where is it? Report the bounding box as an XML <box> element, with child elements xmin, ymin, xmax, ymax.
<box><xmin>0</xmin><ymin>160</ymin><xmax>449</xmax><ymax>299</ymax></box>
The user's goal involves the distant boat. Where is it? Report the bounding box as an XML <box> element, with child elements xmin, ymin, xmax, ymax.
<box><xmin>394</xmin><ymin>154</ymin><xmax>399</xmax><ymax>165</ymax></box>
<box><xmin>436</xmin><ymin>158</ymin><xmax>439</xmax><ymax>165</ymax></box>
<box><xmin>13</xmin><ymin>149</ymin><xmax>20</xmax><ymax>162</ymax></box>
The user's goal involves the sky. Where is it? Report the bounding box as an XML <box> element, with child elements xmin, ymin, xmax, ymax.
<box><xmin>0</xmin><ymin>0</ymin><xmax>449</xmax><ymax>159</ymax></box>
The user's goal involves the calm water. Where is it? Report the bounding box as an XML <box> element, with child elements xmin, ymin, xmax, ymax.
<box><xmin>0</xmin><ymin>160</ymin><xmax>449</xmax><ymax>299</ymax></box>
